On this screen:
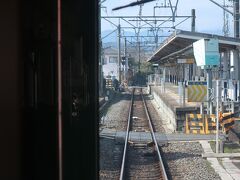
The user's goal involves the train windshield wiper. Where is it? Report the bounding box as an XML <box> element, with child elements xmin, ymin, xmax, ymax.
<box><xmin>112</xmin><ymin>0</ymin><xmax>155</xmax><ymax>11</ymax></box>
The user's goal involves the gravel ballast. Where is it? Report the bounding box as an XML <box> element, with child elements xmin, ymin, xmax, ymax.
<box><xmin>161</xmin><ymin>142</ymin><xmax>221</xmax><ymax>180</ymax></box>
<box><xmin>99</xmin><ymin>138</ymin><xmax>123</xmax><ymax>180</ymax></box>
<box><xmin>99</xmin><ymin>92</ymin><xmax>131</xmax><ymax>179</ymax></box>
<box><xmin>100</xmin><ymin>92</ymin><xmax>131</xmax><ymax>131</ymax></box>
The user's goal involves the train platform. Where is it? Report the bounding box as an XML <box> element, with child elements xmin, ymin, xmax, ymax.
<box><xmin>149</xmin><ymin>83</ymin><xmax>240</xmax><ymax>136</ymax></box>
<box><xmin>149</xmin><ymin>82</ymin><xmax>202</xmax><ymax>131</ymax></box>
<box><xmin>150</xmin><ymin>82</ymin><xmax>201</xmax><ymax>110</ymax></box>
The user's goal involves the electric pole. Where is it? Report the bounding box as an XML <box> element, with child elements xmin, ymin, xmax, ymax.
<box><xmin>118</xmin><ymin>24</ymin><xmax>121</xmax><ymax>82</ymax></box>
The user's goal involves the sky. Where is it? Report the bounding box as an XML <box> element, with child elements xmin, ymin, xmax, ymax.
<box><xmin>101</xmin><ymin>0</ymin><xmax>234</xmax><ymax>36</ymax></box>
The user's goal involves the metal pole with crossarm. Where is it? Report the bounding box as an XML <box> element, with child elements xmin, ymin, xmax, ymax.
<box><xmin>118</xmin><ymin>24</ymin><xmax>121</xmax><ymax>82</ymax></box>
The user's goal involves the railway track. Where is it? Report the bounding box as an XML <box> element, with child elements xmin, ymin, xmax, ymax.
<box><xmin>119</xmin><ymin>88</ymin><xmax>168</xmax><ymax>180</ymax></box>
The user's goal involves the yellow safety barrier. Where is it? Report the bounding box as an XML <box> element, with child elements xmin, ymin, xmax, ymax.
<box><xmin>185</xmin><ymin>114</ymin><xmax>205</xmax><ymax>134</ymax></box>
<box><xmin>205</xmin><ymin>115</ymin><xmax>216</xmax><ymax>134</ymax></box>
<box><xmin>186</xmin><ymin>112</ymin><xmax>236</xmax><ymax>134</ymax></box>
<box><xmin>185</xmin><ymin>114</ymin><xmax>219</xmax><ymax>134</ymax></box>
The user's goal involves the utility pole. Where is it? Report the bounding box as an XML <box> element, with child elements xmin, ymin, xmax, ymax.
<box><xmin>223</xmin><ymin>0</ymin><xmax>230</xmax><ymax>36</ymax></box>
<box><xmin>189</xmin><ymin>9</ymin><xmax>195</xmax><ymax>81</ymax></box>
<box><xmin>124</xmin><ymin>37</ymin><xmax>127</xmax><ymax>81</ymax></box>
<box><xmin>234</xmin><ymin>0</ymin><xmax>239</xmax><ymax>38</ymax></box>
<box><xmin>138</xmin><ymin>41</ymin><xmax>141</xmax><ymax>73</ymax></box>
<box><xmin>210</xmin><ymin>0</ymin><xmax>239</xmax><ymax>38</ymax></box>
<box><xmin>118</xmin><ymin>24</ymin><xmax>121</xmax><ymax>82</ymax></box>
<box><xmin>155</xmin><ymin>35</ymin><xmax>158</xmax><ymax>51</ymax></box>
<box><xmin>102</xmin><ymin>11</ymin><xmax>193</xmax><ymax>58</ymax></box>
<box><xmin>137</xmin><ymin>4</ymin><xmax>142</xmax><ymax>74</ymax></box>
<box><xmin>191</xmin><ymin>9</ymin><xmax>196</xmax><ymax>32</ymax></box>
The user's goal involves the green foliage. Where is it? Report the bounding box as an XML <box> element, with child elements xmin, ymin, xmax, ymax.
<box><xmin>132</xmin><ymin>71</ymin><xmax>147</xmax><ymax>86</ymax></box>
<box><xmin>209</xmin><ymin>141</ymin><xmax>240</xmax><ymax>153</ymax></box>
<box><xmin>140</xmin><ymin>61</ymin><xmax>154</xmax><ymax>75</ymax></box>
<box><xmin>128</xmin><ymin>60</ymin><xmax>154</xmax><ymax>86</ymax></box>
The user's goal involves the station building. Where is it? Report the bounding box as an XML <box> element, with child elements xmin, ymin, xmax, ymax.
<box><xmin>148</xmin><ymin>30</ymin><xmax>240</xmax><ymax>132</ymax></box>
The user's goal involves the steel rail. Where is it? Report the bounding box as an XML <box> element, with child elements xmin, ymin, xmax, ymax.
<box><xmin>99</xmin><ymin>100</ymin><xmax>108</xmax><ymax>112</ymax></box>
<box><xmin>119</xmin><ymin>88</ymin><xmax>134</xmax><ymax>180</ymax></box>
<box><xmin>141</xmin><ymin>91</ymin><xmax>169</xmax><ymax>180</ymax></box>
<box><xmin>120</xmin><ymin>88</ymin><xmax>168</xmax><ymax>180</ymax></box>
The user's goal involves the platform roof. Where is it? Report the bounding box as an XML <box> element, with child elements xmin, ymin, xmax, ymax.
<box><xmin>148</xmin><ymin>30</ymin><xmax>240</xmax><ymax>65</ymax></box>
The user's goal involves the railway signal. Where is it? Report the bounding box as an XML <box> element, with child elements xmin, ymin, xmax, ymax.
<box><xmin>121</xmin><ymin>56</ymin><xmax>126</xmax><ymax>65</ymax></box>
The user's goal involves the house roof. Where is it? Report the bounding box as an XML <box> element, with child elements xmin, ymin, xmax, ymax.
<box><xmin>148</xmin><ymin>30</ymin><xmax>240</xmax><ymax>65</ymax></box>
<box><xmin>103</xmin><ymin>47</ymin><xmax>118</xmax><ymax>55</ymax></box>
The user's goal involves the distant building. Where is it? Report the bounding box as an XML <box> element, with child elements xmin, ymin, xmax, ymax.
<box><xmin>102</xmin><ymin>47</ymin><xmax>119</xmax><ymax>80</ymax></box>
<box><xmin>102</xmin><ymin>46</ymin><xmax>151</xmax><ymax>82</ymax></box>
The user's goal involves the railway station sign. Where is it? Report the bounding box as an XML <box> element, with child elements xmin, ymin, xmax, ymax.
<box><xmin>164</xmin><ymin>63</ymin><xmax>176</xmax><ymax>67</ymax></box>
<box><xmin>193</xmin><ymin>38</ymin><xmax>220</xmax><ymax>66</ymax></box>
<box><xmin>177</xmin><ymin>58</ymin><xmax>194</xmax><ymax>64</ymax></box>
<box><xmin>152</xmin><ymin>64</ymin><xmax>159</xmax><ymax>67</ymax></box>
<box><xmin>188</xmin><ymin>81</ymin><xmax>207</xmax><ymax>102</ymax></box>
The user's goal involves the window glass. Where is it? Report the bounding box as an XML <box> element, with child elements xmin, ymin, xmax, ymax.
<box><xmin>109</xmin><ymin>56</ymin><xmax>117</xmax><ymax>63</ymax></box>
<box><xmin>103</xmin><ymin>57</ymin><xmax>107</xmax><ymax>64</ymax></box>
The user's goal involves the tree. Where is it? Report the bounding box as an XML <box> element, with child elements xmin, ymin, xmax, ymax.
<box><xmin>140</xmin><ymin>61</ymin><xmax>154</xmax><ymax>75</ymax></box>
